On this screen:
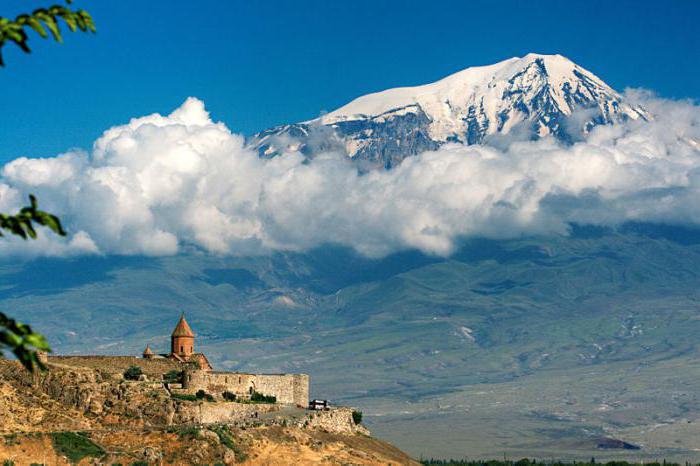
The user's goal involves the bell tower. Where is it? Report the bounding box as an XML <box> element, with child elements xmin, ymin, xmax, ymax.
<box><xmin>170</xmin><ymin>313</ymin><xmax>195</xmax><ymax>358</ymax></box>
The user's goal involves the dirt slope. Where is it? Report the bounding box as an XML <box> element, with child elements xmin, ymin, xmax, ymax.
<box><xmin>0</xmin><ymin>427</ymin><xmax>418</xmax><ymax>465</ymax></box>
<box><xmin>0</xmin><ymin>360</ymin><xmax>418</xmax><ymax>465</ymax></box>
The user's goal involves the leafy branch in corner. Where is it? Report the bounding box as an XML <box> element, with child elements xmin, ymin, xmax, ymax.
<box><xmin>0</xmin><ymin>195</ymin><xmax>67</xmax><ymax>371</ymax></box>
<box><xmin>0</xmin><ymin>0</ymin><xmax>96</xmax><ymax>66</ymax></box>
<box><xmin>0</xmin><ymin>312</ymin><xmax>51</xmax><ymax>371</ymax></box>
<box><xmin>0</xmin><ymin>194</ymin><xmax>66</xmax><ymax>239</ymax></box>
<box><xmin>1</xmin><ymin>2</ymin><xmax>92</xmax><ymax>372</ymax></box>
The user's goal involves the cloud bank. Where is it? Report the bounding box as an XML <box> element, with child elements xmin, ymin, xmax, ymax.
<box><xmin>1</xmin><ymin>92</ymin><xmax>699</xmax><ymax>258</ymax></box>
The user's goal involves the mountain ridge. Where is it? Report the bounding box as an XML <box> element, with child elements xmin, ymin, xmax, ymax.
<box><xmin>250</xmin><ymin>53</ymin><xmax>648</xmax><ymax>168</ymax></box>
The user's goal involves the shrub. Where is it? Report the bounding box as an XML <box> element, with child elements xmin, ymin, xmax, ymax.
<box><xmin>3</xmin><ymin>461</ymin><xmax>15</xmax><ymax>466</ymax></box>
<box><xmin>209</xmin><ymin>426</ymin><xmax>235</xmax><ymax>450</ymax></box>
<box><xmin>188</xmin><ymin>360</ymin><xmax>201</xmax><ymax>370</ymax></box>
<box><xmin>210</xmin><ymin>426</ymin><xmax>246</xmax><ymax>461</ymax></box>
<box><xmin>352</xmin><ymin>410</ymin><xmax>363</xmax><ymax>425</ymax></box>
<box><xmin>163</xmin><ymin>370</ymin><xmax>183</xmax><ymax>384</ymax></box>
<box><xmin>50</xmin><ymin>432</ymin><xmax>105</xmax><ymax>463</ymax></box>
<box><xmin>222</xmin><ymin>391</ymin><xmax>236</xmax><ymax>402</ymax></box>
<box><xmin>171</xmin><ymin>393</ymin><xmax>197</xmax><ymax>402</ymax></box>
<box><xmin>123</xmin><ymin>365</ymin><xmax>143</xmax><ymax>381</ymax></box>
<box><xmin>195</xmin><ymin>389</ymin><xmax>206</xmax><ymax>399</ymax></box>
<box><xmin>250</xmin><ymin>391</ymin><xmax>276</xmax><ymax>403</ymax></box>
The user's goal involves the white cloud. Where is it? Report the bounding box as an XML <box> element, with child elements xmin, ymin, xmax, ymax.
<box><xmin>1</xmin><ymin>93</ymin><xmax>699</xmax><ymax>258</ymax></box>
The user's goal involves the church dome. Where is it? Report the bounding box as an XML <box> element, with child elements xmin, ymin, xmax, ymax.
<box><xmin>171</xmin><ymin>314</ymin><xmax>194</xmax><ymax>338</ymax></box>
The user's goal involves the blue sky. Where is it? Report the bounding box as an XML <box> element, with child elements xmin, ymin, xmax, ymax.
<box><xmin>0</xmin><ymin>0</ymin><xmax>698</xmax><ymax>164</ymax></box>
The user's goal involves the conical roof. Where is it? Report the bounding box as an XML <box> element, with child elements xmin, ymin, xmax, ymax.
<box><xmin>142</xmin><ymin>344</ymin><xmax>153</xmax><ymax>355</ymax></box>
<box><xmin>171</xmin><ymin>313</ymin><xmax>194</xmax><ymax>337</ymax></box>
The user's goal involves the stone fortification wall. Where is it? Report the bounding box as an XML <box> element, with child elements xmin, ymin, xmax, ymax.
<box><xmin>300</xmin><ymin>407</ymin><xmax>370</xmax><ymax>436</ymax></box>
<box><xmin>193</xmin><ymin>402</ymin><xmax>278</xmax><ymax>424</ymax></box>
<box><xmin>184</xmin><ymin>371</ymin><xmax>309</xmax><ymax>407</ymax></box>
<box><xmin>49</xmin><ymin>356</ymin><xmax>182</xmax><ymax>377</ymax></box>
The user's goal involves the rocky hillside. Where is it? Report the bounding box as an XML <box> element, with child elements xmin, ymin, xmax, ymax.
<box><xmin>0</xmin><ymin>360</ymin><xmax>418</xmax><ymax>465</ymax></box>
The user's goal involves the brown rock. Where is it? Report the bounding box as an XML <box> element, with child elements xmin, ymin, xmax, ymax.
<box><xmin>223</xmin><ymin>448</ymin><xmax>237</xmax><ymax>465</ymax></box>
<box><xmin>199</xmin><ymin>429</ymin><xmax>220</xmax><ymax>444</ymax></box>
<box><xmin>143</xmin><ymin>446</ymin><xmax>162</xmax><ymax>462</ymax></box>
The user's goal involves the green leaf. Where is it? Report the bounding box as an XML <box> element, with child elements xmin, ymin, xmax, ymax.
<box><xmin>74</xmin><ymin>14</ymin><xmax>86</xmax><ymax>32</ymax></box>
<box><xmin>24</xmin><ymin>333</ymin><xmax>51</xmax><ymax>350</ymax></box>
<box><xmin>61</xmin><ymin>13</ymin><xmax>77</xmax><ymax>32</ymax></box>
<box><xmin>78</xmin><ymin>10</ymin><xmax>95</xmax><ymax>33</ymax></box>
<box><xmin>0</xmin><ymin>3</ymin><xmax>95</xmax><ymax>66</ymax></box>
<box><xmin>35</xmin><ymin>12</ymin><xmax>62</xmax><ymax>42</ymax></box>
<box><xmin>26</xmin><ymin>17</ymin><xmax>48</xmax><ymax>39</ymax></box>
<box><xmin>0</xmin><ymin>312</ymin><xmax>52</xmax><ymax>372</ymax></box>
<box><xmin>1</xmin><ymin>195</ymin><xmax>66</xmax><ymax>238</ymax></box>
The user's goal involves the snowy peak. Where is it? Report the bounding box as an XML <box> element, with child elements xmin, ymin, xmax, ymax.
<box><xmin>318</xmin><ymin>53</ymin><xmax>646</xmax><ymax>141</ymax></box>
<box><xmin>251</xmin><ymin>54</ymin><xmax>649</xmax><ymax>168</ymax></box>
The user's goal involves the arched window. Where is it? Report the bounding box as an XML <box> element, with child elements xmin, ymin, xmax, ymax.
<box><xmin>180</xmin><ymin>345</ymin><xmax>184</xmax><ymax>353</ymax></box>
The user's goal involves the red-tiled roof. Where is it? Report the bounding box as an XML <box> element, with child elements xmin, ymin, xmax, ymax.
<box><xmin>171</xmin><ymin>314</ymin><xmax>195</xmax><ymax>337</ymax></box>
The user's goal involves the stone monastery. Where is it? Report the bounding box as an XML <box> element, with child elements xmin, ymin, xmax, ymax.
<box><xmin>49</xmin><ymin>314</ymin><xmax>309</xmax><ymax>407</ymax></box>
<box><xmin>142</xmin><ymin>313</ymin><xmax>214</xmax><ymax>371</ymax></box>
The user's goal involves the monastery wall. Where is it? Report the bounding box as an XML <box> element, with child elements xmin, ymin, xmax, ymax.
<box><xmin>48</xmin><ymin>356</ymin><xmax>182</xmax><ymax>377</ymax></box>
<box><xmin>184</xmin><ymin>371</ymin><xmax>309</xmax><ymax>407</ymax></box>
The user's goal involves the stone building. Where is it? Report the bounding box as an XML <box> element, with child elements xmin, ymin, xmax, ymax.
<box><xmin>139</xmin><ymin>314</ymin><xmax>309</xmax><ymax>406</ymax></box>
<box><xmin>49</xmin><ymin>314</ymin><xmax>309</xmax><ymax>407</ymax></box>
<box><xmin>182</xmin><ymin>369</ymin><xmax>309</xmax><ymax>406</ymax></box>
<box><xmin>140</xmin><ymin>313</ymin><xmax>213</xmax><ymax>371</ymax></box>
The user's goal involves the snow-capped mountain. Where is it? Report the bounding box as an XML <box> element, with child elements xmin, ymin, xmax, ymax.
<box><xmin>250</xmin><ymin>53</ymin><xmax>648</xmax><ymax>168</ymax></box>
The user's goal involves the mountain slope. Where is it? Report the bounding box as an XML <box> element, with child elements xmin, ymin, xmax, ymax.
<box><xmin>250</xmin><ymin>53</ymin><xmax>648</xmax><ymax>168</ymax></box>
<box><xmin>2</xmin><ymin>224</ymin><xmax>700</xmax><ymax>459</ymax></box>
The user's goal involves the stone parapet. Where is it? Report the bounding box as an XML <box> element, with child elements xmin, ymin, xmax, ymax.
<box><xmin>183</xmin><ymin>371</ymin><xmax>309</xmax><ymax>407</ymax></box>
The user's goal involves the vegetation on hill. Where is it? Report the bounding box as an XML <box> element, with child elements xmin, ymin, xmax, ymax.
<box><xmin>171</xmin><ymin>393</ymin><xmax>198</xmax><ymax>402</ymax></box>
<box><xmin>352</xmin><ymin>409</ymin><xmax>363</xmax><ymax>425</ymax></box>
<box><xmin>196</xmin><ymin>389</ymin><xmax>215</xmax><ymax>402</ymax></box>
<box><xmin>123</xmin><ymin>365</ymin><xmax>143</xmax><ymax>381</ymax></box>
<box><xmin>170</xmin><ymin>390</ymin><xmax>215</xmax><ymax>402</ymax></box>
<box><xmin>50</xmin><ymin>431</ymin><xmax>105</xmax><ymax>463</ymax></box>
<box><xmin>163</xmin><ymin>369</ymin><xmax>183</xmax><ymax>384</ymax></box>
<box><xmin>250</xmin><ymin>391</ymin><xmax>276</xmax><ymax>403</ymax></box>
